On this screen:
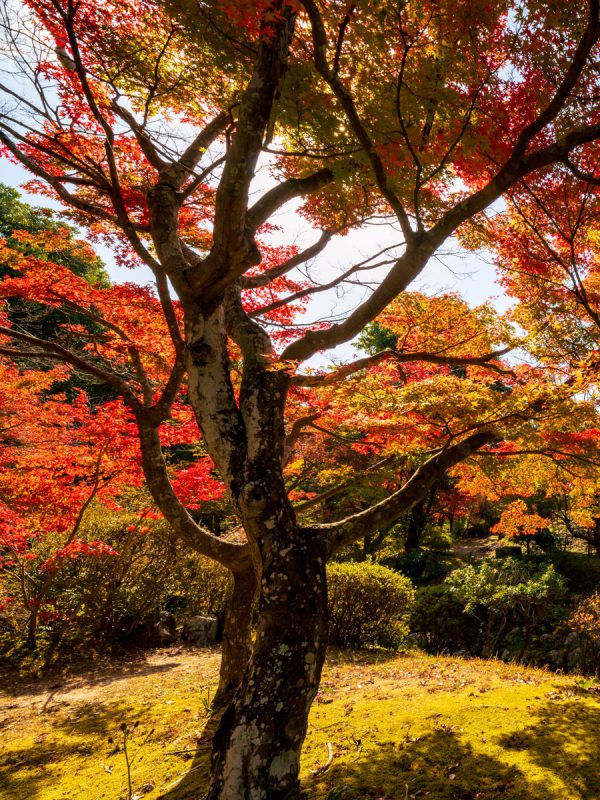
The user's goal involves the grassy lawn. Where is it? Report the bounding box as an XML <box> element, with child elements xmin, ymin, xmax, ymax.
<box><xmin>1</xmin><ymin>648</ymin><xmax>599</xmax><ymax>799</ymax></box>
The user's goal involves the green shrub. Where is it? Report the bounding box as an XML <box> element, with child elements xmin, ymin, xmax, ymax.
<box><xmin>421</xmin><ymin>525</ymin><xmax>453</xmax><ymax>551</ymax></box>
<box><xmin>568</xmin><ymin>592</ymin><xmax>600</xmax><ymax>676</ymax></box>
<box><xmin>0</xmin><ymin>507</ymin><xmax>233</xmax><ymax>663</ymax></box>
<box><xmin>60</xmin><ymin>513</ymin><xmax>231</xmax><ymax>640</ymax></box>
<box><xmin>410</xmin><ymin>583</ymin><xmax>481</xmax><ymax>653</ymax></box>
<box><xmin>327</xmin><ymin>562</ymin><xmax>415</xmax><ymax>649</ymax></box>
<box><xmin>446</xmin><ymin>558</ymin><xmax>566</xmax><ymax>659</ymax></box>
<box><xmin>545</xmin><ymin>552</ymin><xmax>600</xmax><ymax>595</ymax></box>
<box><xmin>177</xmin><ymin>555</ymin><xmax>231</xmax><ymax>618</ymax></box>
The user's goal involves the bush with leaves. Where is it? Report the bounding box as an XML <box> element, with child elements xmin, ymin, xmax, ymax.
<box><xmin>410</xmin><ymin>583</ymin><xmax>481</xmax><ymax>654</ymax></box>
<box><xmin>327</xmin><ymin>562</ymin><xmax>415</xmax><ymax>649</ymax></box>
<box><xmin>545</xmin><ymin>552</ymin><xmax>600</xmax><ymax>595</ymax></box>
<box><xmin>0</xmin><ymin>507</ymin><xmax>232</xmax><ymax>664</ymax></box>
<box><xmin>75</xmin><ymin>514</ymin><xmax>232</xmax><ymax>645</ymax></box>
<box><xmin>446</xmin><ymin>558</ymin><xmax>566</xmax><ymax>660</ymax></box>
<box><xmin>568</xmin><ymin>592</ymin><xmax>600</xmax><ymax>677</ymax></box>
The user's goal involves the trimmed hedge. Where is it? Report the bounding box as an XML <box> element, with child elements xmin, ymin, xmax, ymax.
<box><xmin>327</xmin><ymin>562</ymin><xmax>415</xmax><ymax>648</ymax></box>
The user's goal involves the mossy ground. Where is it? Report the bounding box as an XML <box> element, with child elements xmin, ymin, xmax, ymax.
<box><xmin>1</xmin><ymin>648</ymin><xmax>599</xmax><ymax>799</ymax></box>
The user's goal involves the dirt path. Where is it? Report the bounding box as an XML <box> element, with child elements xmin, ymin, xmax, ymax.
<box><xmin>452</xmin><ymin>534</ymin><xmax>504</xmax><ymax>559</ymax></box>
<box><xmin>0</xmin><ymin>646</ymin><xmax>221</xmax><ymax>729</ymax></box>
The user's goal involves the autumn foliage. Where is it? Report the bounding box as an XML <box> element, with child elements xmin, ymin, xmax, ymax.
<box><xmin>0</xmin><ymin>0</ymin><xmax>599</xmax><ymax>797</ymax></box>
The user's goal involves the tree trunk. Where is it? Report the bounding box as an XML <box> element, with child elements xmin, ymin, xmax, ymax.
<box><xmin>592</xmin><ymin>518</ymin><xmax>600</xmax><ymax>556</ymax></box>
<box><xmin>207</xmin><ymin>531</ymin><xmax>328</xmax><ymax>799</ymax></box>
<box><xmin>405</xmin><ymin>497</ymin><xmax>427</xmax><ymax>551</ymax></box>
<box><xmin>483</xmin><ymin>615</ymin><xmax>495</xmax><ymax>658</ymax></box>
<box><xmin>516</xmin><ymin>621</ymin><xmax>533</xmax><ymax>662</ymax></box>
<box><xmin>26</xmin><ymin>605</ymin><xmax>38</xmax><ymax>649</ymax></box>
<box><xmin>213</xmin><ymin>565</ymin><xmax>258</xmax><ymax>708</ymax></box>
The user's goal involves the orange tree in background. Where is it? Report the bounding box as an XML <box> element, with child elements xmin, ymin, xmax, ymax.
<box><xmin>292</xmin><ymin>292</ymin><xmax>599</xmax><ymax>554</ymax></box>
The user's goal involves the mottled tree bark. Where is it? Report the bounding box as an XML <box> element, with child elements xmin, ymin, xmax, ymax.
<box><xmin>208</xmin><ymin>529</ymin><xmax>328</xmax><ymax>800</ymax></box>
<box><xmin>214</xmin><ymin>564</ymin><xmax>258</xmax><ymax>708</ymax></box>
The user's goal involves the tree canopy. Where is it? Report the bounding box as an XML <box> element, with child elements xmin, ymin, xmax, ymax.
<box><xmin>0</xmin><ymin>1</ymin><xmax>599</xmax><ymax>797</ymax></box>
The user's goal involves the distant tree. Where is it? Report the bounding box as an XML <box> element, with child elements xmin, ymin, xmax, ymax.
<box><xmin>0</xmin><ymin>184</ymin><xmax>113</xmax><ymax>399</ymax></box>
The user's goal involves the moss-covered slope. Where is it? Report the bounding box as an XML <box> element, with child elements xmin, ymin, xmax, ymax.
<box><xmin>1</xmin><ymin>649</ymin><xmax>598</xmax><ymax>799</ymax></box>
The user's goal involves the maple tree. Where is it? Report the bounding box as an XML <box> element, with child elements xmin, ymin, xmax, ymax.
<box><xmin>462</xmin><ymin>161</ymin><xmax>600</xmax><ymax>379</ymax></box>
<box><xmin>455</xmin><ymin>423</ymin><xmax>600</xmax><ymax>552</ymax></box>
<box><xmin>290</xmin><ymin>292</ymin><xmax>599</xmax><ymax>559</ymax></box>
<box><xmin>0</xmin><ymin>193</ymin><xmax>229</xmax><ymax>653</ymax></box>
<box><xmin>1</xmin><ymin>1</ymin><xmax>600</xmax><ymax>797</ymax></box>
<box><xmin>283</xmin><ymin>291</ymin><xmax>516</xmax><ymax>540</ymax></box>
<box><xmin>0</xmin><ymin>363</ymin><xmax>132</xmax><ymax>647</ymax></box>
<box><xmin>0</xmin><ymin>350</ymin><xmax>232</xmax><ymax>653</ymax></box>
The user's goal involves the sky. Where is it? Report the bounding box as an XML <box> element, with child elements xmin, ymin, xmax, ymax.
<box><xmin>0</xmin><ymin>6</ymin><xmax>514</xmax><ymax>370</ymax></box>
<box><xmin>0</xmin><ymin>152</ymin><xmax>512</xmax><ymax>368</ymax></box>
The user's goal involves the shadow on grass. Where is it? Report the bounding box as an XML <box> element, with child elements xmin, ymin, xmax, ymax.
<box><xmin>0</xmin><ymin>740</ymin><xmax>83</xmax><ymax>800</ymax></box>
<box><xmin>308</xmin><ymin>686</ymin><xmax>600</xmax><ymax>800</ymax></box>
<box><xmin>305</xmin><ymin>728</ymin><xmax>540</xmax><ymax>800</ymax></box>
<box><xmin>0</xmin><ymin>656</ymin><xmax>185</xmax><ymax>701</ymax></box>
<box><xmin>326</xmin><ymin>647</ymin><xmax>408</xmax><ymax>667</ymax></box>
<box><xmin>157</xmin><ymin>720</ymin><xmax>535</xmax><ymax>800</ymax></box>
<box><xmin>5</xmin><ymin>657</ymin><xmax>599</xmax><ymax>800</ymax></box>
<box><xmin>0</xmin><ymin>697</ymin><xmax>153</xmax><ymax>800</ymax></box>
<box><xmin>498</xmin><ymin>691</ymin><xmax>600</xmax><ymax>799</ymax></box>
<box><xmin>158</xmin><ymin>712</ymin><xmax>220</xmax><ymax>800</ymax></box>
<box><xmin>160</xmin><ymin>689</ymin><xmax>600</xmax><ymax>800</ymax></box>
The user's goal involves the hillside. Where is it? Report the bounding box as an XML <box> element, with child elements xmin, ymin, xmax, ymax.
<box><xmin>1</xmin><ymin>649</ymin><xmax>599</xmax><ymax>800</ymax></box>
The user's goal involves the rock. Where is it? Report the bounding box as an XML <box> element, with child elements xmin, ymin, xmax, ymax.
<box><xmin>505</xmin><ymin>627</ymin><xmax>522</xmax><ymax>642</ymax></box>
<box><xmin>128</xmin><ymin>610</ymin><xmax>177</xmax><ymax>648</ymax></box>
<box><xmin>182</xmin><ymin>615</ymin><xmax>218</xmax><ymax>645</ymax></box>
<box><xmin>157</xmin><ymin>611</ymin><xmax>177</xmax><ymax>643</ymax></box>
<box><xmin>547</xmin><ymin>649</ymin><xmax>561</xmax><ymax>665</ymax></box>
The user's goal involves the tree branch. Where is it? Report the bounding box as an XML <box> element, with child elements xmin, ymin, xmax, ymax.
<box><xmin>0</xmin><ymin>325</ymin><xmax>140</xmax><ymax>405</ymax></box>
<box><xmin>240</xmin><ymin>230</ymin><xmax>334</xmax><ymax>288</ymax></box>
<box><xmin>294</xmin><ymin>455</ymin><xmax>394</xmax><ymax>512</ymax></box>
<box><xmin>300</xmin><ymin>0</ymin><xmax>414</xmax><ymax>242</ymax></box>
<box><xmin>509</xmin><ymin>0</ymin><xmax>600</xmax><ymax>161</ymax></box>
<box><xmin>200</xmin><ymin>3</ymin><xmax>297</xmax><ymax>298</ymax></box>
<box><xmin>282</xmin><ymin>119</ymin><xmax>600</xmax><ymax>365</ymax></box>
<box><xmin>111</xmin><ymin>100</ymin><xmax>167</xmax><ymax>172</ymax></box>
<box><xmin>135</xmin><ymin>418</ymin><xmax>250</xmax><ymax>571</ymax></box>
<box><xmin>314</xmin><ymin>431</ymin><xmax>497</xmax><ymax>553</ymax></box>
<box><xmin>0</xmin><ymin>129</ymin><xmax>125</xmax><ymax>228</ymax></box>
<box><xmin>283</xmin><ymin>409</ymin><xmax>324</xmax><ymax>465</ymax></box>
<box><xmin>245</xmin><ymin>168</ymin><xmax>334</xmax><ymax>234</ymax></box>
<box><xmin>292</xmin><ymin>346</ymin><xmax>514</xmax><ymax>386</ymax></box>
<box><xmin>162</xmin><ymin>111</ymin><xmax>230</xmax><ymax>188</ymax></box>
